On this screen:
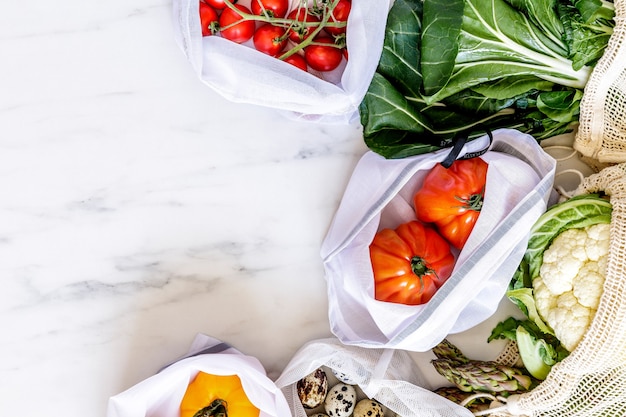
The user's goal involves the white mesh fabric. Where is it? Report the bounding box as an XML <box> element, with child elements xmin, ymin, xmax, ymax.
<box><xmin>274</xmin><ymin>338</ymin><xmax>474</xmax><ymax>417</ymax></box>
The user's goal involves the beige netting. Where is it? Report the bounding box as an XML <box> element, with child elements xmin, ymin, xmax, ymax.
<box><xmin>487</xmin><ymin>163</ymin><xmax>626</xmax><ymax>417</ymax></box>
<box><xmin>574</xmin><ymin>0</ymin><xmax>626</xmax><ymax>163</ymax></box>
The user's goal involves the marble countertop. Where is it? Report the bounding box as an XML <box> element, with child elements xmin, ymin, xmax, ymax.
<box><xmin>1</xmin><ymin>1</ymin><xmax>369</xmax><ymax>414</ymax></box>
<box><xmin>1</xmin><ymin>2</ymin><xmax>595</xmax><ymax>416</ymax></box>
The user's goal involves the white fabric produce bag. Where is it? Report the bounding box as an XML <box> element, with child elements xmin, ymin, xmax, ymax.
<box><xmin>171</xmin><ymin>0</ymin><xmax>392</xmax><ymax>123</ymax></box>
<box><xmin>320</xmin><ymin>129</ymin><xmax>557</xmax><ymax>351</ymax></box>
<box><xmin>274</xmin><ymin>337</ymin><xmax>473</xmax><ymax>417</ymax></box>
<box><xmin>107</xmin><ymin>334</ymin><xmax>292</xmax><ymax>417</ymax></box>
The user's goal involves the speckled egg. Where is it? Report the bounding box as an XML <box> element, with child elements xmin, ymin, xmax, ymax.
<box><xmin>353</xmin><ymin>399</ymin><xmax>385</xmax><ymax>417</ymax></box>
<box><xmin>297</xmin><ymin>368</ymin><xmax>329</xmax><ymax>409</ymax></box>
<box><xmin>324</xmin><ymin>383</ymin><xmax>357</xmax><ymax>417</ymax></box>
<box><xmin>331</xmin><ymin>368</ymin><xmax>357</xmax><ymax>385</ymax></box>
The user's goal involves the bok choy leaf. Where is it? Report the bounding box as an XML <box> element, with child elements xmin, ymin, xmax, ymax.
<box><xmin>359</xmin><ymin>0</ymin><xmax>615</xmax><ymax>159</ymax></box>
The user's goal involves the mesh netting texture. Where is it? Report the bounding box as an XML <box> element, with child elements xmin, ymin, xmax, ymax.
<box><xmin>575</xmin><ymin>0</ymin><xmax>626</xmax><ymax>163</ymax></box>
<box><xmin>491</xmin><ymin>163</ymin><xmax>626</xmax><ymax>417</ymax></box>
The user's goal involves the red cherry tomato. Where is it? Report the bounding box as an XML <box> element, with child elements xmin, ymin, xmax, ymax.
<box><xmin>283</xmin><ymin>54</ymin><xmax>308</xmax><ymax>71</ymax></box>
<box><xmin>325</xmin><ymin>0</ymin><xmax>351</xmax><ymax>36</ymax></box>
<box><xmin>219</xmin><ymin>4</ymin><xmax>255</xmax><ymax>43</ymax></box>
<box><xmin>253</xmin><ymin>24</ymin><xmax>288</xmax><ymax>56</ymax></box>
<box><xmin>199</xmin><ymin>2</ymin><xmax>219</xmax><ymax>36</ymax></box>
<box><xmin>204</xmin><ymin>0</ymin><xmax>235</xmax><ymax>10</ymax></box>
<box><xmin>287</xmin><ymin>9</ymin><xmax>321</xmax><ymax>43</ymax></box>
<box><xmin>304</xmin><ymin>37</ymin><xmax>343</xmax><ymax>71</ymax></box>
<box><xmin>250</xmin><ymin>0</ymin><xmax>289</xmax><ymax>18</ymax></box>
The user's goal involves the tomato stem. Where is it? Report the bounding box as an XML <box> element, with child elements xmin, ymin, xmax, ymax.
<box><xmin>455</xmin><ymin>189</ymin><xmax>484</xmax><ymax>212</ymax></box>
<box><xmin>194</xmin><ymin>399</ymin><xmax>228</xmax><ymax>417</ymax></box>
<box><xmin>411</xmin><ymin>256</ymin><xmax>434</xmax><ymax>277</ymax></box>
<box><xmin>216</xmin><ymin>0</ymin><xmax>346</xmax><ymax>60</ymax></box>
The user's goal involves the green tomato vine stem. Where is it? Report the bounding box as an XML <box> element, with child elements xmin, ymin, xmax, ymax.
<box><xmin>217</xmin><ymin>0</ymin><xmax>347</xmax><ymax>60</ymax></box>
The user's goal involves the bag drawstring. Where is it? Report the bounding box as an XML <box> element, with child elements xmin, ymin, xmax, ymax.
<box><xmin>542</xmin><ymin>145</ymin><xmax>587</xmax><ymax>200</ymax></box>
<box><xmin>462</xmin><ymin>393</ymin><xmax>525</xmax><ymax>417</ymax></box>
<box><xmin>441</xmin><ymin>127</ymin><xmax>494</xmax><ymax>168</ymax></box>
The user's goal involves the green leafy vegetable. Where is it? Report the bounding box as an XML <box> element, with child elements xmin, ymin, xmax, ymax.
<box><xmin>489</xmin><ymin>317</ymin><xmax>569</xmax><ymax>380</ymax></box>
<box><xmin>513</xmin><ymin>193</ymin><xmax>612</xmax><ymax>286</ymax></box>
<box><xmin>359</xmin><ymin>0</ymin><xmax>615</xmax><ymax>158</ymax></box>
<box><xmin>492</xmin><ymin>194</ymin><xmax>612</xmax><ymax>379</ymax></box>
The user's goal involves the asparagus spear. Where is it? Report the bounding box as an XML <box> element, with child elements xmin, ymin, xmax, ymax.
<box><xmin>431</xmin><ymin>339</ymin><xmax>534</xmax><ymax>395</ymax></box>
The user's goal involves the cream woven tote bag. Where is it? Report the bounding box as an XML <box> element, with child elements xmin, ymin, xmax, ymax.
<box><xmin>486</xmin><ymin>163</ymin><xmax>626</xmax><ymax>417</ymax></box>
<box><xmin>575</xmin><ymin>0</ymin><xmax>626</xmax><ymax>163</ymax></box>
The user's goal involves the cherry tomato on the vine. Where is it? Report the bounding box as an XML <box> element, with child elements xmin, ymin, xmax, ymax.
<box><xmin>219</xmin><ymin>4</ymin><xmax>255</xmax><ymax>43</ymax></box>
<box><xmin>287</xmin><ymin>9</ymin><xmax>321</xmax><ymax>43</ymax></box>
<box><xmin>413</xmin><ymin>158</ymin><xmax>488</xmax><ymax>250</ymax></box>
<box><xmin>304</xmin><ymin>37</ymin><xmax>343</xmax><ymax>72</ymax></box>
<box><xmin>283</xmin><ymin>53</ymin><xmax>308</xmax><ymax>71</ymax></box>
<box><xmin>253</xmin><ymin>24</ymin><xmax>288</xmax><ymax>57</ymax></box>
<box><xmin>199</xmin><ymin>2</ymin><xmax>219</xmax><ymax>37</ymax></box>
<box><xmin>325</xmin><ymin>0</ymin><xmax>351</xmax><ymax>36</ymax></box>
<box><xmin>204</xmin><ymin>0</ymin><xmax>236</xmax><ymax>10</ymax></box>
<box><xmin>250</xmin><ymin>0</ymin><xmax>289</xmax><ymax>18</ymax></box>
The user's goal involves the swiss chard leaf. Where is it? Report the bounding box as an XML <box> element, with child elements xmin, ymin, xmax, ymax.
<box><xmin>421</xmin><ymin>0</ymin><xmax>590</xmax><ymax>104</ymax></box>
<box><xmin>559</xmin><ymin>1</ymin><xmax>614</xmax><ymax>70</ymax></box>
<box><xmin>420</xmin><ymin>0</ymin><xmax>464</xmax><ymax>96</ymax></box>
<box><xmin>536</xmin><ymin>89</ymin><xmax>582</xmax><ymax>123</ymax></box>
<box><xmin>376</xmin><ymin>0</ymin><xmax>423</xmax><ymax>98</ymax></box>
<box><xmin>503</xmin><ymin>0</ymin><xmax>565</xmax><ymax>48</ymax></box>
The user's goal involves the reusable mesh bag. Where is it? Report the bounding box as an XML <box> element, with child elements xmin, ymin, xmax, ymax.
<box><xmin>574</xmin><ymin>0</ymin><xmax>626</xmax><ymax>163</ymax></box>
<box><xmin>274</xmin><ymin>338</ymin><xmax>474</xmax><ymax>417</ymax></box>
<box><xmin>488</xmin><ymin>163</ymin><xmax>626</xmax><ymax>417</ymax></box>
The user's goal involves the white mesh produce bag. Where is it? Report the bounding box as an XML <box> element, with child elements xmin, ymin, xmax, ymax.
<box><xmin>274</xmin><ymin>337</ymin><xmax>473</xmax><ymax>417</ymax></box>
<box><xmin>106</xmin><ymin>334</ymin><xmax>291</xmax><ymax>417</ymax></box>
<box><xmin>320</xmin><ymin>129</ymin><xmax>558</xmax><ymax>352</ymax></box>
<box><xmin>172</xmin><ymin>0</ymin><xmax>391</xmax><ymax>123</ymax></box>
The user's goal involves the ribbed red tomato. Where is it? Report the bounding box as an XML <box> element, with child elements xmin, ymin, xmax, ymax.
<box><xmin>370</xmin><ymin>221</ymin><xmax>455</xmax><ymax>305</ymax></box>
<box><xmin>413</xmin><ymin>158</ymin><xmax>488</xmax><ymax>250</ymax></box>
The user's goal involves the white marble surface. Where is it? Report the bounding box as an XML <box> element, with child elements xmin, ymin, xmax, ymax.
<box><xmin>0</xmin><ymin>2</ymin><xmax>597</xmax><ymax>416</ymax></box>
<box><xmin>0</xmin><ymin>1</ymin><xmax>368</xmax><ymax>414</ymax></box>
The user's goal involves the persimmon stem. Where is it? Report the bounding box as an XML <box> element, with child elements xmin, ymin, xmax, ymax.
<box><xmin>194</xmin><ymin>399</ymin><xmax>228</xmax><ymax>417</ymax></box>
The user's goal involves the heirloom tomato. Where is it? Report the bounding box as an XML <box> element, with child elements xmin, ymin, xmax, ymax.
<box><xmin>413</xmin><ymin>158</ymin><xmax>488</xmax><ymax>250</ymax></box>
<box><xmin>250</xmin><ymin>0</ymin><xmax>289</xmax><ymax>18</ymax></box>
<box><xmin>199</xmin><ymin>2</ymin><xmax>219</xmax><ymax>37</ymax></box>
<box><xmin>219</xmin><ymin>4</ymin><xmax>255</xmax><ymax>43</ymax></box>
<box><xmin>370</xmin><ymin>220</ymin><xmax>455</xmax><ymax>305</ymax></box>
<box><xmin>180</xmin><ymin>372</ymin><xmax>260</xmax><ymax>417</ymax></box>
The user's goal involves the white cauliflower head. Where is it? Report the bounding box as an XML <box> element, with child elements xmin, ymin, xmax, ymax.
<box><xmin>534</xmin><ymin>223</ymin><xmax>610</xmax><ymax>352</ymax></box>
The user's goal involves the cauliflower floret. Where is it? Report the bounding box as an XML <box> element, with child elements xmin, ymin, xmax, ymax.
<box><xmin>534</xmin><ymin>223</ymin><xmax>610</xmax><ymax>352</ymax></box>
